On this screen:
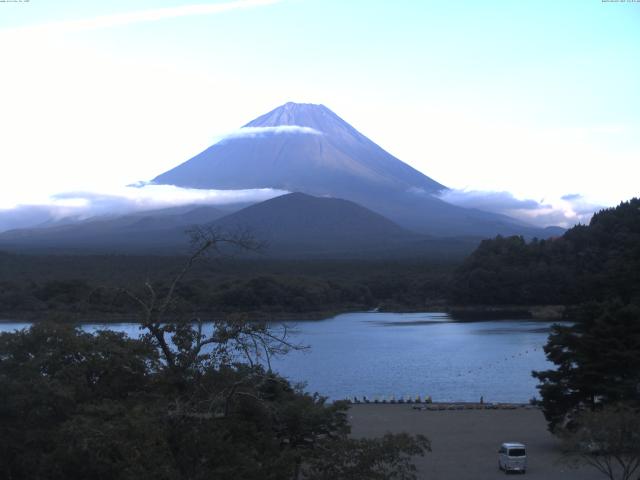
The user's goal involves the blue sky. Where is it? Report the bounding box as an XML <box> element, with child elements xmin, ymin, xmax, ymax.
<box><xmin>0</xmin><ymin>0</ymin><xmax>638</xmax><ymax>226</ymax></box>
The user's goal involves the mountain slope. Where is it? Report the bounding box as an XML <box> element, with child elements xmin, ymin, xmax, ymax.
<box><xmin>152</xmin><ymin>102</ymin><xmax>558</xmax><ymax>238</ymax></box>
<box><xmin>0</xmin><ymin>193</ymin><xmax>480</xmax><ymax>259</ymax></box>
<box><xmin>208</xmin><ymin>193</ymin><xmax>481</xmax><ymax>258</ymax></box>
<box><xmin>0</xmin><ymin>205</ymin><xmax>228</xmax><ymax>252</ymax></box>
<box><xmin>211</xmin><ymin>192</ymin><xmax>413</xmax><ymax>254</ymax></box>
<box><xmin>154</xmin><ymin>102</ymin><xmax>445</xmax><ymax>197</ymax></box>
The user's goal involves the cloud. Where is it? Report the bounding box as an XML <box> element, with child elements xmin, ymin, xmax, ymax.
<box><xmin>561</xmin><ymin>193</ymin><xmax>582</xmax><ymax>201</ymax></box>
<box><xmin>0</xmin><ymin>0</ymin><xmax>283</xmax><ymax>36</ymax></box>
<box><xmin>220</xmin><ymin>125</ymin><xmax>323</xmax><ymax>141</ymax></box>
<box><xmin>436</xmin><ymin>189</ymin><xmax>602</xmax><ymax>228</ymax></box>
<box><xmin>437</xmin><ymin>189</ymin><xmax>549</xmax><ymax>212</ymax></box>
<box><xmin>560</xmin><ymin>193</ymin><xmax>604</xmax><ymax>217</ymax></box>
<box><xmin>0</xmin><ymin>185</ymin><xmax>288</xmax><ymax>233</ymax></box>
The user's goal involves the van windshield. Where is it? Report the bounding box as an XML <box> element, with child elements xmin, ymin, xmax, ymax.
<box><xmin>508</xmin><ymin>449</ymin><xmax>525</xmax><ymax>457</ymax></box>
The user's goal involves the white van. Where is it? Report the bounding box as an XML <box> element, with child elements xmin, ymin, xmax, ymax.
<box><xmin>498</xmin><ymin>442</ymin><xmax>527</xmax><ymax>473</ymax></box>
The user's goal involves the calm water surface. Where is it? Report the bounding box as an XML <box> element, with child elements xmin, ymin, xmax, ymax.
<box><xmin>0</xmin><ymin>312</ymin><xmax>563</xmax><ymax>403</ymax></box>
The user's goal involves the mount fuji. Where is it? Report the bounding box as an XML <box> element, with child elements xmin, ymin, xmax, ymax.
<box><xmin>153</xmin><ymin>102</ymin><xmax>556</xmax><ymax>238</ymax></box>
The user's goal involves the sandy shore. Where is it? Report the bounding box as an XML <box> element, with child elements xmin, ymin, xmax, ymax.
<box><xmin>348</xmin><ymin>404</ymin><xmax>602</xmax><ymax>480</ymax></box>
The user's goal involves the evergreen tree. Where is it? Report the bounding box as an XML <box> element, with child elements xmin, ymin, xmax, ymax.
<box><xmin>451</xmin><ymin>198</ymin><xmax>640</xmax><ymax>306</ymax></box>
<box><xmin>533</xmin><ymin>303</ymin><xmax>640</xmax><ymax>431</ymax></box>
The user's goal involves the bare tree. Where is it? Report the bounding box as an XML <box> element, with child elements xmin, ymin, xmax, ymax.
<box><xmin>120</xmin><ymin>226</ymin><xmax>299</xmax><ymax>374</ymax></box>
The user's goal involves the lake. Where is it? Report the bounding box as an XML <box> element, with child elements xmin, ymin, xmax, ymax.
<box><xmin>0</xmin><ymin>312</ymin><xmax>563</xmax><ymax>403</ymax></box>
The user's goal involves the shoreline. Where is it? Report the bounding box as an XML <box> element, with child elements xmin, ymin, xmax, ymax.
<box><xmin>0</xmin><ymin>304</ymin><xmax>568</xmax><ymax>324</ymax></box>
<box><xmin>0</xmin><ymin>304</ymin><xmax>569</xmax><ymax>323</ymax></box>
<box><xmin>0</xmin><ymin>307</ymin><xmax>363</xmax><ymax>324</ymax></box>
<box><xmin>343</xmin><ymin>400</ymin><xmax>537</xmax><ymax>409</ymax></box>
<box><xmin>444</xmin><ymin>304</ymin><xmax>566</xmax><ymax>320</ymax></box>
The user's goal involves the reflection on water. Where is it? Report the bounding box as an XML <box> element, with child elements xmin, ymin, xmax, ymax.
<box><xmin>0</xmin><ymin>312</ymin><xmax>566</xmax><ymax>403</ymax></box>
<box><xmin>366</xmin><ymin>318</ymin><xmax>452</xmax><ymax>327</ymax></box>
<box><xmin>476</xmin><ymin>327</ymin><xmax>553</xmax><ymax>335</ymax></box>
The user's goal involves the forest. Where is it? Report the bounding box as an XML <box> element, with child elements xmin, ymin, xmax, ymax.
<box><xmin>450</xmin><ymin>198</ymin><xmax>640</xmax><ymax>307</ymax></box>
<box><xmin>1</xmin><ymin>198</ymin><xmax>639</xmax><ymax>321</ymax></box>
<box><xmin>0</xmin><ymin>254</ymin><xmax>453</xmax><ymax>320</ymax></box>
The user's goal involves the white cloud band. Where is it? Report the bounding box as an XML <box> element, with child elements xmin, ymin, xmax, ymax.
<box><xmin>1</xmin><ymin>0</ymin><xmax>283</xmax><ymax>36</ymax></box>
<box><xmin>436</xmin><ymin>189</ymin><xmax>602</xmax><ymax>228</ymax></box>
<box><xmin>0</xmin><ymin>185</ymin><xmax>288</xmax><ymax>232</ymax></box>
<box><xmin>221</xmin><ymin>125</ymin><xmax>323</xmax><ymax>141</ymax></box>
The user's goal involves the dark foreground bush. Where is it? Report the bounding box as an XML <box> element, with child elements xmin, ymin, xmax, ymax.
<box><xmin>0</xmin><ymin>322</ymin><xmax>429</xmax><ymax>480</ymax></box>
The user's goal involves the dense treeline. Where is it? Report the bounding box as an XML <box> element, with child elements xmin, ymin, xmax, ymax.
<box><xmin>0</xmin><ymin>255</ymin><xmax>453</xmax><ymax>319</ymax></box>
<box><xmin>451</xmin><ymin>198</ymin><xmax>640</xmax><ymax>306</ymax></box>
